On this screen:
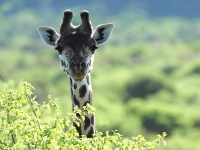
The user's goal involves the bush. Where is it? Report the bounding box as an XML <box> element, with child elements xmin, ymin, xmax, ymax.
<box><xmin>126</xmin><ymin>99</ymin><xmax>197</xmax><ymax>136</ymax></box>
<box><xmin>0</xmin><ymin>81</ymin><xmax>166</xmax><ymax>149</ymax></box>
<box><xmin>125</xmin><ymin>74</ymin><xmax>173</xmax><ymax>101</ymax></box>
<box><xmin>190</xmin><ymin>64</ymin><xmax>200</xmax><ymax>75</ymax></box>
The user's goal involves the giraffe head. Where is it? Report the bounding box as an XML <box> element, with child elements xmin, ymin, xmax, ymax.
<box><xmin>38</xmin><ymin>10</ymin><xmax>113</xmax><ymax>81</ymax></box>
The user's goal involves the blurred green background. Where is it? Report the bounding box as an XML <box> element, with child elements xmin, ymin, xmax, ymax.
<box><xmin>1</xmin><ymin>0</ymin><xmax>200</xmax><ymax>149</ymax></box>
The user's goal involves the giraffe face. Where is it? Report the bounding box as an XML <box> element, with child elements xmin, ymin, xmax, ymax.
<box><xmin>37</xmin><ymin>10</ymin><xmax>113</xmax><ymax>82</ymax></box>
<box><xmin>56</xmin><ymin>33</ymin><xmax>97</xmax><ymax>81</ymax></box>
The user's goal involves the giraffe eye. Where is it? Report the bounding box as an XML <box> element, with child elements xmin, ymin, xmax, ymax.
<box><xmin>58</xmin><ymin>49</ymin><xmax>62</xmax><ymax>54</ymax></box>
<box><xmin>90</xmin><ymin>45</ymin><xmax>98</xmax><ymax>54</ymax></box>
<box><xmin>55</xmin><ymin>45</ymin><xmax>63</xmax><ymax>54</ymax></box>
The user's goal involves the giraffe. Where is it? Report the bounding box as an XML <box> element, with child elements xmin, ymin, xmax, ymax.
<box><xmin>37</xmin><ymin>10</ymin><xmax>113</xmax><ymax>138</ymax></box>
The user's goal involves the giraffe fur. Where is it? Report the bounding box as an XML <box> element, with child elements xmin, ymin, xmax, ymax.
<box><xmin>37</xmin><ymin>9</ymin><xmax>113</xmax><ymax>138</ymax></box>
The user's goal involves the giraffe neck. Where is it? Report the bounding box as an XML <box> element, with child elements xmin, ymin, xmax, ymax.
<box><xmin>69</xmin><ymin>74</ymin><xmax>95</xmax><ymax>138</ymax></box>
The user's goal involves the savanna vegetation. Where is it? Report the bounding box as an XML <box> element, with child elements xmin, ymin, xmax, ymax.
<box><xmin>1</xmin><ymin>1</ymin><xmax>200</xmax><ymax>149</ymax></box>
<box><xmin>0</xmin><ymin>81</ymin><xmax>166</xmax><ymax>149</ymax></box>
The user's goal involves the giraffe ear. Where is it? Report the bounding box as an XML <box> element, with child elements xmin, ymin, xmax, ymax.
<box><xmin>37</xmin><ymin>26</ymin><xmax>60</xmax><ymax>46</ymax></box>
<box><xmin>92</xmin><ymin>24</ymin><xmax>113</xmax><ymax>45</ymax></box>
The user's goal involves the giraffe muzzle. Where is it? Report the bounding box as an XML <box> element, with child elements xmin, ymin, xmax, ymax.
<box><xmin>69</xmin><ymin>60</ymin><xmax>87</xmax><ymax>81</ymax></box>
<box><xmin>71</xmin><ymin>71</ymin><xmax>87</xmax><ymax>81</ymax></box>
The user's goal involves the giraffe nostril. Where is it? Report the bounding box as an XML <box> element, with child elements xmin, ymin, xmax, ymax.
<box><xmin>70</xmin><ymin>57</ymin><xmax>86</xmax><ymax>69</ymax></box>
<box><xmin>80</xmin><ymin>61</ymin><xmax>86</xmax><ymax>68</ymax></box>
<box><xmin>71</xmin><ymin>61</ymin><xmax>76</xmax><ymax>68</ymax></box>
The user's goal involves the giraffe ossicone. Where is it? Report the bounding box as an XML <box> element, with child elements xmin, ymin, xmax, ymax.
<box><xmin>37</xmin><ymin>9</ymin><xmax>113</xmax><ymax>138</ymax></box>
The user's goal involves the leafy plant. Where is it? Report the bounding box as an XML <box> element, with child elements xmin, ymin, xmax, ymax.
<box><xmin>0</xmin><ymin>81</ymin><xmax>166</xmax><ymax>149</ymax></box>
<box><xmin>125</xmin><ymin>74</ymin><xmax>174</xmax><ymax>101</ymax></box>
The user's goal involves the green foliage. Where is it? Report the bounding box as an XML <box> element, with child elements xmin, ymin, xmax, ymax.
<box><xmin>125</xmin><ymin>73</ymin><xmax>174</xmax><ymax>100</ymax></box>
<box><xmin>127</xmin><ymin>99</ymin><xmax>193</xmax><ymax>134</ymax></box>
<box><xmin>0</xmin><ymin>82</ymin><xmax>166</xmax><ymax>149</ymax></box>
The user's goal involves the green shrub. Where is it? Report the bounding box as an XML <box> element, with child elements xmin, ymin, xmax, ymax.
<box><xmin>190</xmin><ymin>64</ymin><xmax>200</xmax><ymax>75</ymax></box>
<box><xmin>0</xmin><ymin>81</ymin><xmax>166</xmax><ymax>149</ymax></box>
<box><xmin>126</xmin><ymin>98</ymin><xmax>200</xmax><ymax>137</ymax></box>
<box><xmin>125</xmin><ymin>74</ymin><xmax>173</xmax><ymax>101</ymax></box>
